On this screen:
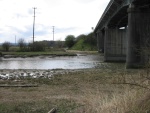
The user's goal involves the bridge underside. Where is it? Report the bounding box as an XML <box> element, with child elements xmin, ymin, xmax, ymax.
<box><xmin>95</xmin><ymin>0</ymin><xmax>150</xmax><ymax>68</ymax></box>
<box><xmin>104</xmin><ymin>28</ymin><xmax>127</xmax><ymax>62</ymax></box>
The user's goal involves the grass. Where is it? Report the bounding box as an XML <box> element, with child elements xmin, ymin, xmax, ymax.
<box><xmin>2</xmin><ymin>51</ymin><xmax>76</xmax><ymax>55</ymax></box>
<box><xmin>0</xmin><ymin>46</ymin><xmax>20</xmax><ymax>52</ymax></box>
<box><xmin>66</xmin><ymin>50</ymin><xmax>99</xmax><ymax>55</ymax></box>
<box><xmin>71</xmin><ymin>38</ymin><xmax>97</xmax><ymax>51</ymax></box>
<box><xmin>0</xmin><ymin>46</ymin><xmax>77</xmax><ymax>57</ymax></box>
<box><xmin>0</xmin><ymin>68</ymin><xmax>150</xmax><ymax>113</ymax></box>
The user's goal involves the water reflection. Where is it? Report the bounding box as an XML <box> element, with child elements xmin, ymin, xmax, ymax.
<box><xmin>0</xmin><ymin>55</ymin><xmax>104</xmax><ymax>69</ymax></box>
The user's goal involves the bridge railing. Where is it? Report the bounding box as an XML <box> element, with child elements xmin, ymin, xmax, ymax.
<box><xmin>102</xmin><ymin>0</ymin><xmax>114</xmax><ymax>19</ymax></box>
<box><xmin>95</xmin><ymin>0</ymin><xmax>133</xmax><ymax>32</ymax></box>
<box><xmin>95</xmin><ymin>0</ymin><xmax>116</xmax><ymax>32</ymax></box>
<box><xmin>95</xmin><ymin>0</ymin><xmax>122</xmax><ymax>31</ymax></box>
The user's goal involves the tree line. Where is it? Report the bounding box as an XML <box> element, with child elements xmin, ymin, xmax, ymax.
<box><xmin>0</xmin><ymin>32</ymin><xmax>97</xmax><ymax>52</ymax></box>
<box><xmin>1</xmin><ymin>39</ymin><xmax>65</xmax><ymax>52</ymax></box>
<box><xmin>65</xmin><ymin>32</ymin><xmax>97</xmax><ymax>50</ymax></box>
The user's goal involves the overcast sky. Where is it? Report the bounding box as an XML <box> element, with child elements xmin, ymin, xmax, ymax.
<box><xmin>0</xmin><ymin>0</ymin><xmax>110</xmax><ymax>43</ymax></box>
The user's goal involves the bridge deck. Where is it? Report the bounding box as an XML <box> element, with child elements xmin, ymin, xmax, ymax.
<box><xmin>94</xmin><ymin>0</ymin><xmax>150</xmax><ymax>32</ymax></box>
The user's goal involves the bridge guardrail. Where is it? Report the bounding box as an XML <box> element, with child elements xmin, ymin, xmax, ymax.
<box><xmin>95</xmin><ymin>0</ymin><xmax>134</xmax><ymax>31</ymax></box>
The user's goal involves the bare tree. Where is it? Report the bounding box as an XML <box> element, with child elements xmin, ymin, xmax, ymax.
<box><xmin>2</xmin><ymin>41</ymin><xmax>11</xmax><ymax>52</ymax></box>
<box><xmin>18</xmin><ymin>38</ymin><xmax>26</xmax><ymax>51</ymax></box>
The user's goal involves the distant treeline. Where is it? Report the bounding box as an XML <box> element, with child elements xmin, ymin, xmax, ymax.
<box><xmin>0</xmin><ymin>32</ymin><xmax>97</xmax><ymax>52</ymax></box>
<box><xmin>0</xmin><ymin>40</ymin><xmax>65</xmax><ymax>52</ymax></box>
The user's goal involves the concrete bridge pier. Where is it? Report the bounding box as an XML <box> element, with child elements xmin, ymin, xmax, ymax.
<box><xmin>104</xmin><ymin>27</ymin><xmax>126</xmax><ymax>62</ymax></box>
<box><xmin>96</xmin><ymin>30</ymin><xmax>104</xmax><ymax>53</ymax></box>
<box><xmin>126</xmin><ymin>4</ymin><xmax>150</xmax><ymax>68</ymax></box>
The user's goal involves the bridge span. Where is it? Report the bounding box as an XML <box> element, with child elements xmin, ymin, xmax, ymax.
<box><xmin>94</xmin><ymin>0</ymin><xmax>150</xmax><ymax>68</ymax></box>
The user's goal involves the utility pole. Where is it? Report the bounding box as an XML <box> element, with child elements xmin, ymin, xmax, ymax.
<box><xmin>33</xmin><ymin>7</ymin><xmax>37</xmax><ymax>43</ymax></box>
<box><xmin>52</xmin><ymin>26</ymin><xmax>55</xmax><ymax>41</ymax></box>
<box><xmin>15</xmin><ymin>35</ymin><xmax>16</xmax><ymax>46</ymax></box>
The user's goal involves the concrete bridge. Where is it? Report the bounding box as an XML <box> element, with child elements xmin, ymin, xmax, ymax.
<box><xmin>94</xmin><ymin>0</ymin><xmax>150</xmax><ymax>68</ymax></box>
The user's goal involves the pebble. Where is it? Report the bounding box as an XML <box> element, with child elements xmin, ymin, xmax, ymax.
<box><xmin>0</xmin><ymin>69</ymin><xmax>81</xmax><ymax>80</ymax></box>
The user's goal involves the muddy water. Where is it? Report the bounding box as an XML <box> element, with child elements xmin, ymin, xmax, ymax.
<box><xmin>0</xmin><ymin>54</ymin><xmax>125</xmax><ymax>69</ymax></box>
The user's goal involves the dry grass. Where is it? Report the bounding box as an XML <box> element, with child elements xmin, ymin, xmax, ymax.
<box><xmin>82</xmin><ymin>89</ymin><xmax>146</xmax><ymax>113</ymax></box>
<box><xmin>0</xmin><ymin>68</ymin><xmax>150</xmax><ymax>113</ymax></box>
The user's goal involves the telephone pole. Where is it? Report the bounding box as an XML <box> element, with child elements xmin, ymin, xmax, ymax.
<box><xmin>33</xmin><ymin>7</ymin><xmax>37</xmax><ymax>43</ymax></box>
<box><xmin>52</xmin><ymin>26</ymin><xmax>55</xmax><ymax>41</ymax></box>
<box><xmin>15</xmin><ymin>35</ymin><xmax>16</xmax><ymax>46</ymax></box>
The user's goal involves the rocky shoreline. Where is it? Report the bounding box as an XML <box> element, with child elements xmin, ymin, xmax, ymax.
<box><xmin>0</xmin><ymin>69</ymin><xmax>83</xmax><ymax>80</ymax></box>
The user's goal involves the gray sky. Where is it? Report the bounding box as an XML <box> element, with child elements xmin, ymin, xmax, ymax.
<box><xmin>0</xmin><ymin>0</ymin><xmax>110</xmax><ymax>43</ymax></box>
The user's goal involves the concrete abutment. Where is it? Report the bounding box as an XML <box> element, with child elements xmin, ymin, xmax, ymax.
<box><xmin>126</xmin><ymin>4</ymin><xmax>150</xmax><ymax>68</ymax></box>
<box><xmin>96</xmin><ymin>30</ymin><xmax>104</xmax><ymax>53</ymax></box>
<box><xmin>103</xmin><ymin>27</ymin><xmax>126</xmax><ymax>62</ymax></box>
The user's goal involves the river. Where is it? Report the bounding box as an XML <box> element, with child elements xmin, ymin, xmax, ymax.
<box><xmin>0</xmin><ymin>54</ymin><xmax>106</xmax><ymax>69</ymax></box>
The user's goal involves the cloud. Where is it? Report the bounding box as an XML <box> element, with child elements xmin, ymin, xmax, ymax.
<box><xmin>0</xmin><ymin>0</ymin><xmax>110</xmax><ymax>43</ymax></box>
<box><xmin>74</xmin><ymin>0</ymin><xmax>98</xmax><ymax>4</ymax></box>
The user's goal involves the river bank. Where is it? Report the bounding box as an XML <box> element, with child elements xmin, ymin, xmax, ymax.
<box><xmin>0</xmin><ymin>69</ymin><xmax>83</xmax><ymax>80</ymax></box>
<box><xmin>0</xmin><ymin>50</ymin><xmax>100</xmax><ymax>58</ymax></box>
<box><xmin>1</xmin><ymin>51</ymin><xmax>77</xmax><ymax>58</ymax></box>
<box><xmin>0</xmin><ymin>50</ymin><xmax>149</xmax><ymax>113</ymax></box>
<box><xmin>0</xmin><ymin>68</ymin><xmax>149</xmax><ymax>113</ymax></box>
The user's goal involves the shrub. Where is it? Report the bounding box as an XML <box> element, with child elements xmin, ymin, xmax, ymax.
<box><xmin>2</xmin><ymin>41</ymin><xmax>11</xmax><ymax>52</ymax></box>
<box><xmin>65</xmin><ymin>35</ymin><xmax>75</xmax><ymax>48</ymax></box>
<box><xmin>28</xmin><ymin>42</ymin><xmax>46</xmax><ymax>51</ymax></box>
<box><xmin>18</xmin><ymin>38</ymin><xmax>27</xmax><ymax>51</ymax></box>
<box><xmin>84</xmin><ymin>32</ymin><xmax>97</xmax><ymax>46</ymax></box>
<box><xmin>0</xmin><ymin>52</ymin><xmax>2</xmax><ymax>56</ymax></box>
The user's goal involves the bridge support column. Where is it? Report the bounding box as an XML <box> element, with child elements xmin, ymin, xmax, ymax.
<box><xmin>96</xmin><ymin>29</ymin><xmax>104</xmax><ymax>53</ymax></box>
<box><xmin>104</xmin><ymin>27</ymin><xmax>126</xmax><ymax>62</ymax></box>
<box><xmin>126</xmin><ymin>4</ymin><xmax>150</xmax><ymax>68</ymax></box>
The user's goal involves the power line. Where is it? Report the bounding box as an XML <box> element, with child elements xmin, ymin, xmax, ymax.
<box><xmin>33</xmin><ymin>7</ymin><xmax>37</xmax><ymax>43</ymax></box>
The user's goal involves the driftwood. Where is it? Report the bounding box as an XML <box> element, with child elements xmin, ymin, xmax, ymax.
<box><xmin>0</xmin><ymin>84</ymin><xmax>38</xmax><ymax>87</ymax></box>
<box><xmin>48</xmin><ymin>108</ymin><xmax>57</xmax><ymax>113</ymax></box>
